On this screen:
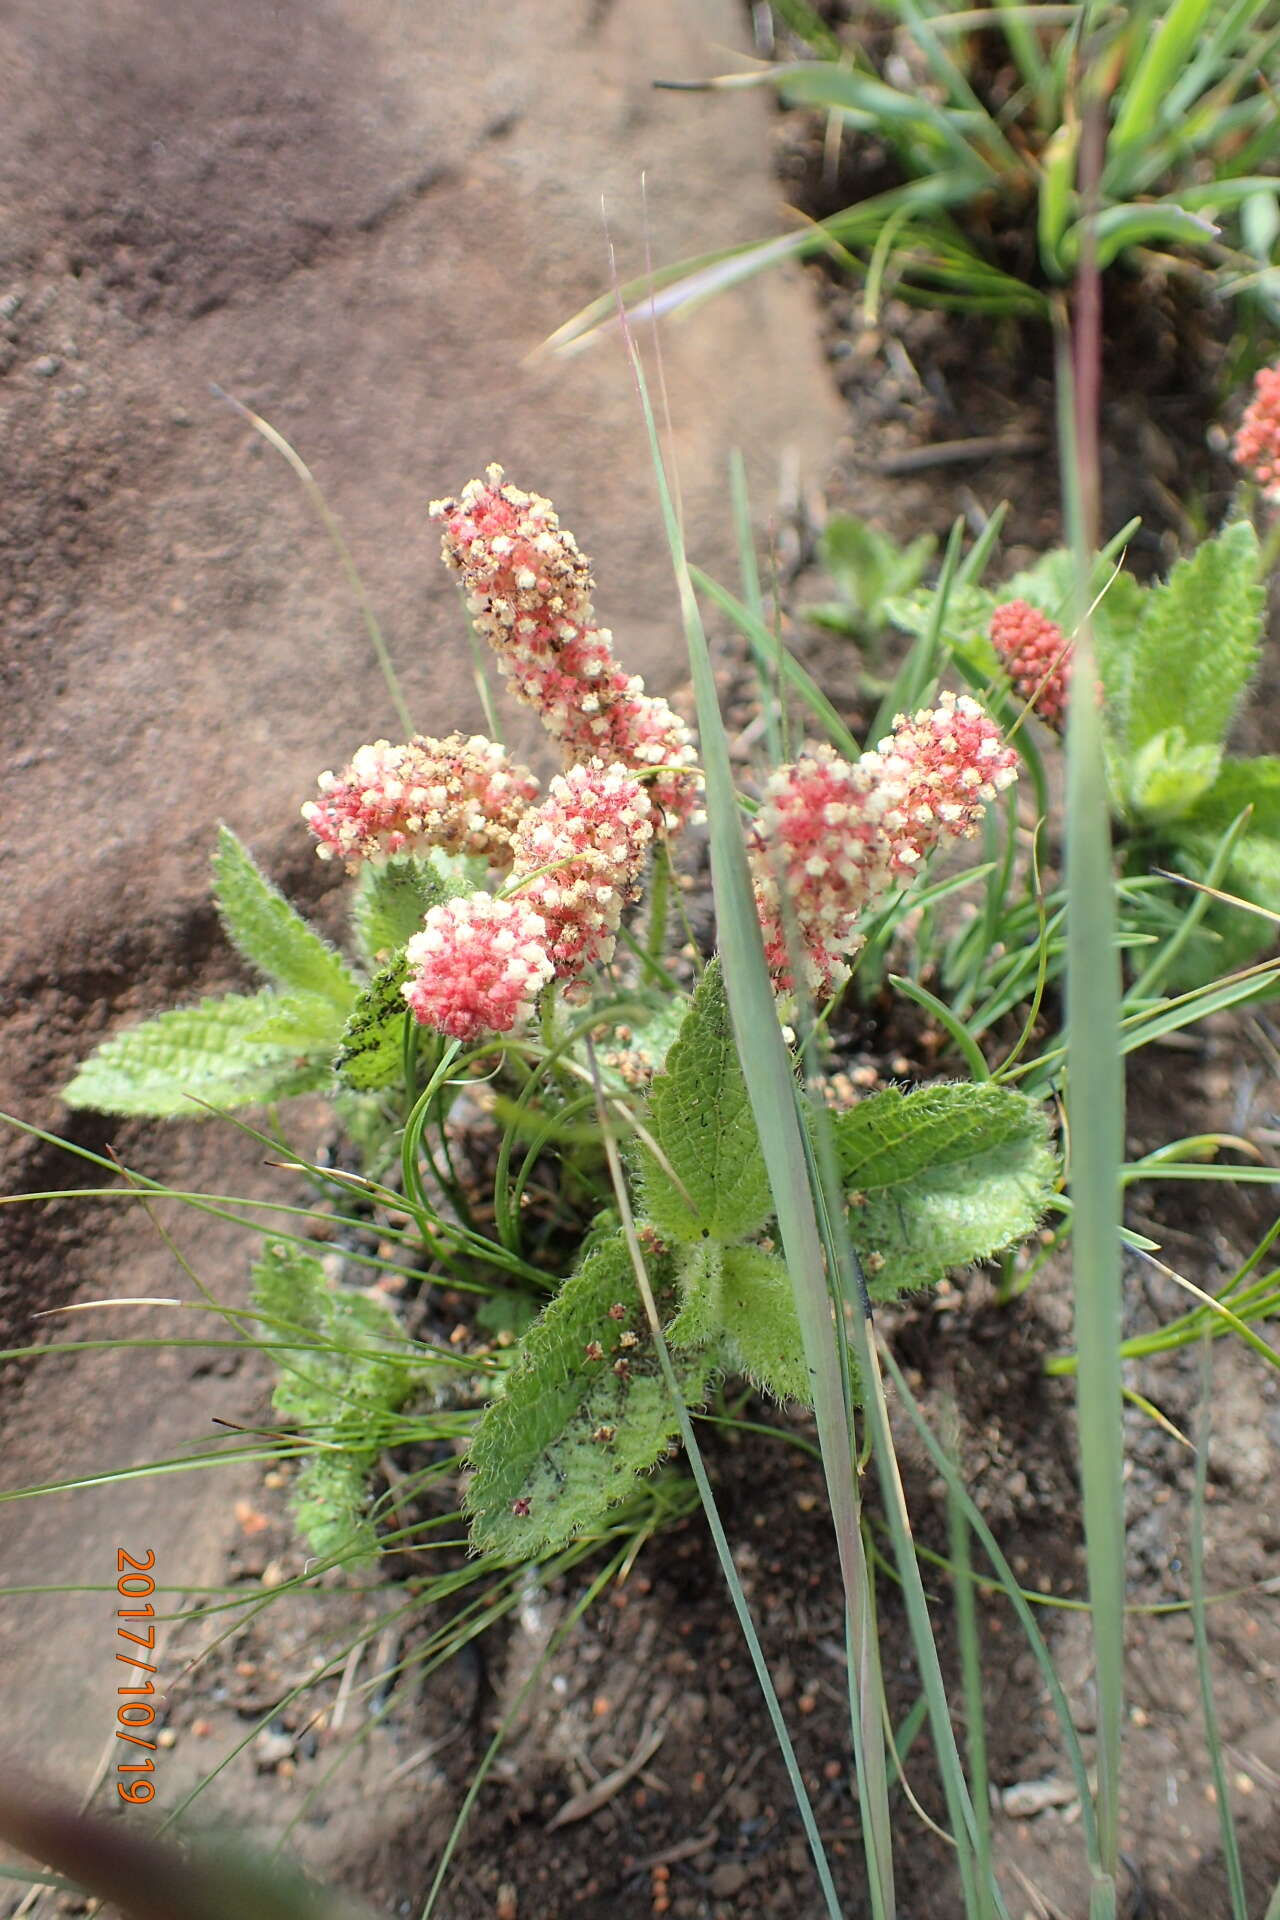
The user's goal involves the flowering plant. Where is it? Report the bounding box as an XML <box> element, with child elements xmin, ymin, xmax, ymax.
<box><xmin>881</xmin><ymin>377</ymin><xmax>1280</xmax><ymax>992</ymax></box>
<box><xmin>64</xmin><ymin>468</ymin><xmax>1054</xmax><ymax>1563</ymax></box>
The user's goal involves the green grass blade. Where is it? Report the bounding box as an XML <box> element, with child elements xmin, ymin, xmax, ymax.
<box><xmin>1108</xmin><ymin>0</ymin><xmax>1217</xmax><ymax>171</ymax></box>
<box><xmin>1057</xmin><ymin>317</ymin><xmax>1125</xmax><ymax>1909</ymax></box>
<box><xmin>623</xmin><ymin>303</ymin><xmax>890</xmax><ymax>1913</ymax></box>
<box><xmin>690</xmin><ymin>566</ymin><xmax>860</xmax><ymax>756</ymax></box>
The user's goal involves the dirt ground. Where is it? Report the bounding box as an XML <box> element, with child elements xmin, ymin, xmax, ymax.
<box><xmin>4</xmin><ymin>5</ymin><xmax>1280</xmax><ymax>1920</ymax></box>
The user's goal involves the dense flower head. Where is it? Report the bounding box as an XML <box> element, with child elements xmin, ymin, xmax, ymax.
<box><xmin>747</xmin><ymin>748</ymin><xmax>896</xmax><ymax>997</ymax></box>
<box><xmin>303</xmin><ymin>733</ymin><xmax>538</xmax><ymax>870</ymax></box>
<box><xmin>430</xmin><ymin>466</ymin><xmax>700</xmax><ymax>832</ymax></box>
<box><xmin>871</xmin><ymin>691</ymin><xmax>1018</xmax><ymax>877</ymax></box>
<box><xmin>748</xmin><ymin>693</ymin><xmax>1017</xmax><ymax>996</ymax></box>
<box><xmin>509</xmin><ymin>761</ymin><xmax>654</xmax><ymax>979</ymax></box>
<box><xmin>402</xmin><ymin>893</ymin><xmax>553</xmax><ymax>1043</ymax></box>
<box><xmin>1233</xmin><ymin>362</ymin><xmax>1280</xmax><ymax>499</ymax></box>
<box><xmin>988</xmin><ymin>599</ymin><xmax>1071</xmax><ymax>728</ymax></box>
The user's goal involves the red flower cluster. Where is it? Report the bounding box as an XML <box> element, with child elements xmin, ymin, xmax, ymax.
<box><xmin>1233</xmin><ymin>362</ymin><xmax>1280</xmax><ymax>500</ymax></box>
<box><xmin>748</xmin><ymin>749</ymin><xmax>896</xmax><ymax>997</ymax></box>
<box><xmin>988</xmin><ymin>600</ymin><xmax>1071</xmax><ymax>729</ymax></box>
<box><xmin>303</xmin><ymin>733</ymin><xmax>538</xmax><ymax>870</ymax></box>
<box><xmin>749</xmin><ymin>692</ymin><xmax>1017</xmax><ymax>996</ymax></box>
<box><xmin>431</xmin><ymin>467</ymin><xmax>700</xmax><ymax>831</ymax></box>
<box><xmin>402</xmin><ymin>895</ymin><xmax>553</xmax><ymax>1045</ymax></box>
<box><xmin>509</xmin><ymin>761</ymin><xmax>654</xmax><ymax>980</ymax></box>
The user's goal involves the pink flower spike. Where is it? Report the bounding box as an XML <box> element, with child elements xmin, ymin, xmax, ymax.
<box><xmin>302</xmin><ymin>733</ymin><xmax>539</xmax><ymax>870</ymax></box>
<box><xmin>402</xmin><ymin>894</ymin><xmax>553</xmax><ymax>1044</ymax></box>
<box><xmin>1233</xmin><ymin>362</ymin><xmax>1280</xmax><ymax>500</ymax></box>
<box><xmin>431</xmin><ymin>466</ymin><xmax>700</xmax><ymax>832</ymax></box>
<box><xmin>509</xmin><ymin>761</ymin><xmax>654</xmax><ymax>980</ymax></box>
<box><xmin>870</xmin><ymin>691</ymin><xmax>1018</xmax><ymax>876</ymax></box>
<box><xmin>989</xmin><ymin>599</ymin><xmax>1071</xmax><ymax>728</ymax></box>
<box><xmin>747</xmin><ymin>748</ymin><xmax>897</xmax><ymax>997</ymax></box>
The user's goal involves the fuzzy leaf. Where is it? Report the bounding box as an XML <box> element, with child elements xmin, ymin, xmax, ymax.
<box><xmin>350</xmin><ymin>854</ymin><xmax>456</xmax><ymax>966</ymax></box>
<box><xmin>883</xmin><ymin>583</ymin><xmax>996</xmax><ymax>663</ymax></box>
<box><xmin>213</xmin><ymin>826</ymin><xmax>357</xmax><ymax>1008</ymax></box>
<box><xmin>1183</xmin><ymin>756</ymin><xmax>1280</xmax><ymax>843</ymax></box>
<box><xmin>252</xmin><ymin>1241</ymin><xmax>417</xmax><ymax>1567</ymax></box>
<box><xmin>835</xmin><ymin>1081</ymin><xmax>1036</xmax><ymax>1191</ymax></box>
<box><xmin>242</xmin><ymin>991</ymin><xmax>349</xmax><ymax>1052</ymax></box>
<box><xmin>1092</xmin><ymin>567</ymin><xmax>1149</xmax><ymax>777</ymax></box>
<box><xmin>815</xmin><ymin>514</ymin><xmax>936</xmax><ymax>636</ymax></box>
<box><xmin>1165</xmin><ymin>757</ymin><xmax>1280</xmax><ymax>986</ymax></box>
<box><xmin>635</xmin><ymin>959</ymin><xmax>772</xmax><ymax>1245</ymax></box>
<box><xmin>841</xmin><ymin>1086</ymin><xmax>1056</xmax><ymax>1295</ymax></box>
<box><xmin>667</xmin><ymin>1238</ymin><xmax>724</xmax><ymax>1348</ymax></box>
<box><xmin>718</xmin><ymin>1246</ymin><xmax>812</xmax><ymax>1405</ymax></box>
<box><xmin>1119</xmin><ymin>522</ymin><xmax>1263</xmax><ymax>816</ymax></box>
<box><xmin>466</xmin><ymin>1232</ymin><xmax>711</xmax><ymax>1561</ymax></box>
<box><xmin>335</xmin><ymin>957</ymin><xmax>411</xmax><ymax>1092</ymax></box>
<box><xmin>63</xmin><ymin>991</ymin><xmax>334</xmax><ymax>1117</ymax></box>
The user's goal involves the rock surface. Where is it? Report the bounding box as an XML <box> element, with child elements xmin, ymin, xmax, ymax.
<box><xmin>0</xmin><ymin>0</ymin><xmax>838</xmax><ymax>1839</ymax></box>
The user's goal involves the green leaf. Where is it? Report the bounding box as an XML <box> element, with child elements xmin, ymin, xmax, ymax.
<box><xmin>634</xmin><ymin>958</ymin><xmax>773</xmax><ymax>1246</ymax></box>
<box><xmin>1091</xmin><ymin>567</ymin><xmax>1147</xmax><ymax>754</ymax></box>
<box><xmin>334</xmin><ymin>957</ymin><xmax>410</xmax><ymax>1092</ymax></box>
<box><xmin>63</xmin><ymin>991</ymin><xmax>334</xmax><ymax>1117</ymax></box>
<box><xmin>883</xmin><ymin>582</ymin><xmax>997</xmax><ymax>665</ymax></box>
<box><xmin>242</xmin><ymin>991</ymin><xmax>349</xmax><ymax>1051</ymax></box>
<box><xmin>1058</xmin><ymin>201</ymin><xmax>1220</xmax><ymax>272</ymax></box>
<box><xmin>213</xmin><ymin>826</ymin><xmax>357</xmax><ymax>1008</ymax></box>
<box><xmin>1128</xmin><ymin>731</ymin><xmax>1223</xmax><ymax>822</ymax></box>
<box><xmin>1119</xmin><ymin>522</ymin><xmax>1264</xmax><ymax>819</ymax></box>
<box><xmin>350</xmin><ymin>853</ymin><xmax>455</xmax><ymax>966</ymax></box>
<box><xmin>1184</xmin><ymin>756</ymin><xmax>1280</xmax><ymax>842</ymax></box>
<box><xmin>835</xmin><ymin>1081</ymin><xmax>1036</xmax><ymax>1190</ymax></box>
<box><xmin>465</xmin><ymin>1231</ymin><xmax>712</xmax><ymax>1560</ymax></box>
<box><xmin>718</xmin><ymin>1246</ymin><xmax>812</xmax><ymax>1405</ymax></box>
<box><xmin>1166</xmin><ymin>757</ymin><xmax>1280</xmax><ymax>985</ymax></box>
<box><xmin>667</xmin><ymin>1238</ymin><xmax>724</xmax><ymax>1348</ymax></box>
<box><xmin>252</xmin><ymin>1242</ymin><xmax>417</xmax><ymax>1568</ymax></box>
<box><xmin>836</xmin><ymin>1083</ymin><xmax>1056</xmax><ymax>1295</ymax></box>
<box><xmin>816</xmin><ymin>515</ymin><xmax>936</xmax><ymax>638</ymax></box>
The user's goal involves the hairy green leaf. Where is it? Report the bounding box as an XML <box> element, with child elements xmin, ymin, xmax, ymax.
<box><xmin>667</xmin><ymin>1238</ymin><xmax>724</xmax><ymax>1347</ymax></box>
<box><xmin>213</xmin><ymin>826</ymin><xmax>357</xmax><ymax>1007</ymax></box>
<box><xmin>1167</xmin><ymin>757</ymin><xmax>1280</xmax><ymax>985</ymax></box>
<box><xmin>466</xmin><ymin>1231</ymin><xmax>711</xmax><ymax>1560</ymax></box>
<box><xmin>252</xmin><ymin>1241</ymin><xmax>417</xmax><ymax>1567</ymax></box>
<box><xmin>841</xmin><ymin>1085</ymin><xmax>1056</xmax><ymax>1295</ymax></box>
<box><xmin>1184</xmin><ymin>755</ymin><xmax>1280</xmax><ymax>842</ymax></box>
<box><xmin>63</xmin><ymin>991</ymin><xmax>333</xmax><ymax>1117</ymax></box>
<box><xmin>813</xmin><ymin>514</ymin><xmax>936</xmax><ymax>638</ymax></box>
<box><xmin>335</xmin><ymin>957</ymin><xmax>410</xmax><ymax>1092</ymax></box>
<box><xmin>350</xmin><ymin>853</ymin><xmax>456</xmax><ymax>966</ymax></box>
<box><xmin>835</xmin><ymin>1081</ymin><xmax>1035</xmax><ymax>1190</ymax></box>
<box><xmin>718</xmin><ymin>1246</ymin><xmax>812</xmax><ymax>1405</ymax></box>
<box><xmin>635</xmin><ymin>959</ymin><xmax>773</xmax><ymax>1245</ymax></box>
<box><xmin>241</xmin><ymin>991</ymin><xmax>349</xmax><ymax>1052</ymax></box>
<box><xmin>1120</xmin><ymin>522</ymin><xmax>1264</xmax><ymax>817</ymax></box>
<box><xmin>884</xmin><ymin>582</ymin><xmax>996</xmax><ymax>665</ymax></box>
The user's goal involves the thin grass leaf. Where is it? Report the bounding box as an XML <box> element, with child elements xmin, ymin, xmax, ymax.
<box><xmin>690</xmin><ymin>566</ymin><xmax>859</xmax><ymax>756</ymax></box>
<box><xmin>1108</xmin><ymin>0</ymin><xmax>1218</xmax><ymax>166</ymax></box>
<box><xmin>1057</xmin><ymin>315</ymin><xmax>1125</xmax><ymax>1912</ymax></box>
<box><xmin>624</xmin><ymin>324</ymin><xmax>894</xmax><ymax>1909</ymax></box>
